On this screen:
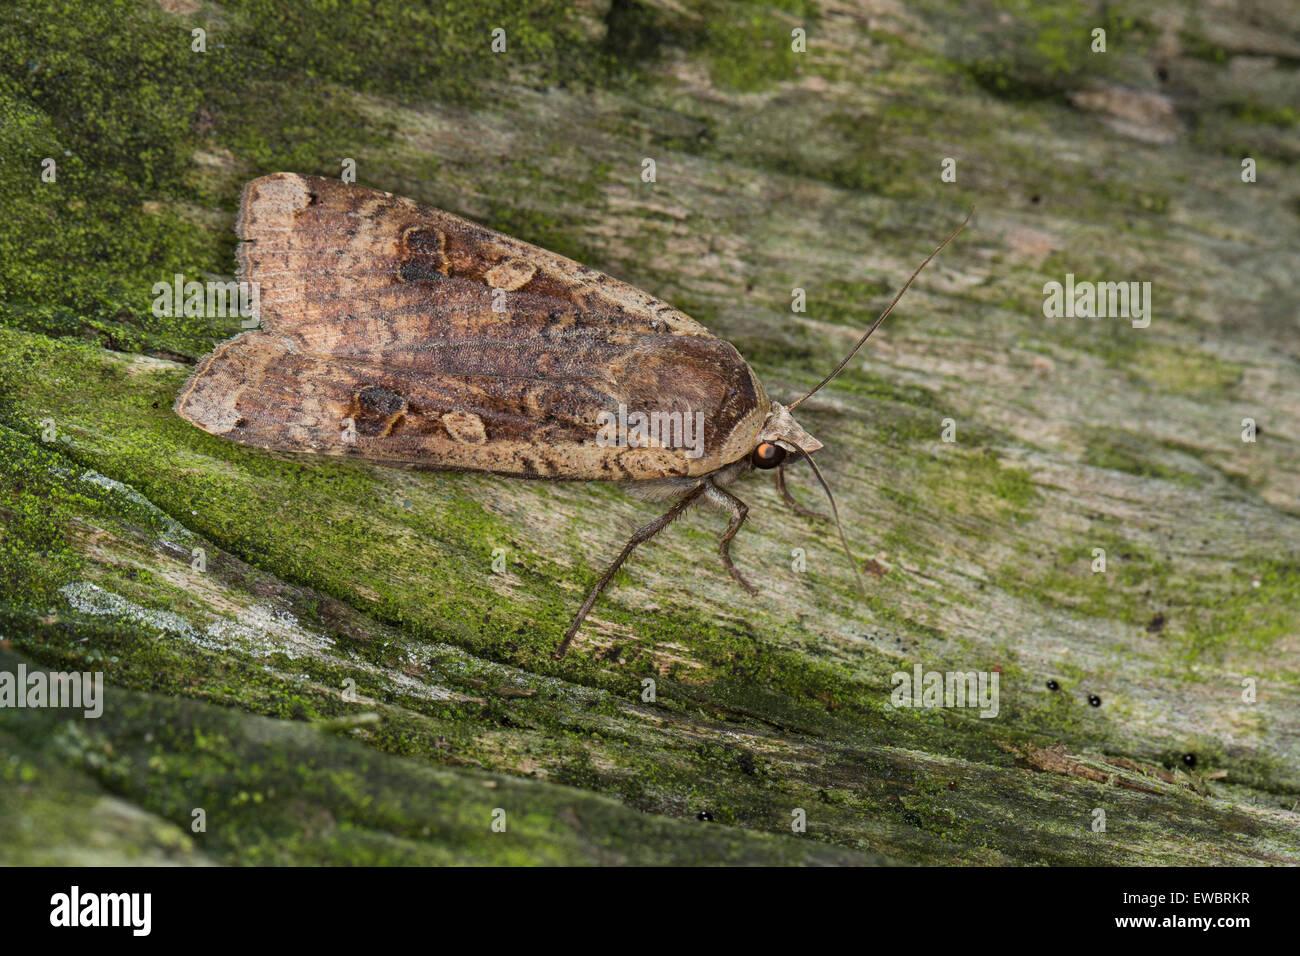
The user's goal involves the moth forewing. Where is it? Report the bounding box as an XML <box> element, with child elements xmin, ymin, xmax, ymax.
<box><xmin>176</xmin><ymin>173</ymin><xmax>771</xmax><ymax>481</ymax></box>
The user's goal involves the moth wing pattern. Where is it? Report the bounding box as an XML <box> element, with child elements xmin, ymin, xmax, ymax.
<box><xmin>176</xmin><ymin>173</ymin><xmax>769</xmax><ymax>480</ymax></box>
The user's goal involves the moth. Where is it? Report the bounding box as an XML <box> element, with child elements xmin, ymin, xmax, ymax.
<box><xmin>176</xmin><ymin>173</ymin><xmax>968</xmax><ymax>657</ymax></box>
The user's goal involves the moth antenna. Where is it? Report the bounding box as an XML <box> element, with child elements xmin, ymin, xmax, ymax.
<box><xmin>788</xmin><ymin>207</ymin><xmax>973</xmax><ymax>411</ymax></box>
<box><xmin>802</xmin><ymin>452</ymin><xmax>865</xmax><ymax>597</ymax></box>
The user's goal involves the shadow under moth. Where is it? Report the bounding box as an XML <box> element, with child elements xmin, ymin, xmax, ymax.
<box><xmin>176</xmin><ymin>173</ymin><xmax>968</xmax><ymax>657</ymax></box>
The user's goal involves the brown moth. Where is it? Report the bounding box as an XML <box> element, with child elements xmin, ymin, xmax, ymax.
<box><xmin>176</xmin><ymin>173</ymin><xmax>968</xmax><ymax>657</ymax></box>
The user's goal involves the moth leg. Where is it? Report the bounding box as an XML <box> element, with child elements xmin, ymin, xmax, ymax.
<box><xmin>775</xmin><ymin>464</ymin><xmax>829</xmax><ymax>521</ymax></box>
<box><xmin>703</xmin><ymin>481</ymin><xmax>759</xmax><ymax>597</ymax></box>
<box><xmin>555</xmin><ymin>484</ymin><xmax>708</xmax><ymax>659</ymax></box>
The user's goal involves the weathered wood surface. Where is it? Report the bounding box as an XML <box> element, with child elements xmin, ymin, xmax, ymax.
<box><xmin>1</xmin><ymin>0</ymin><xmax>1297</xmax><ymax>864</ymax></box>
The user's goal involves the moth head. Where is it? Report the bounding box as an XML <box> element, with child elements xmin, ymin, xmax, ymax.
<box><xmin>745</xmin><ymin>211</ymin><xmax>971</xmax><ymax>609</ymax></box>
<box><xmin>751</xmin><ymin>402</ymin><xmax>823</xmax><ymax>469</ymax></box>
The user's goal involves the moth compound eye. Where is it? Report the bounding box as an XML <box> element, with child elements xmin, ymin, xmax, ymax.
<box><xmin>751</xmin><ymin>442</ymin><xmax>786</xmax><ymax>469</ymax></box>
